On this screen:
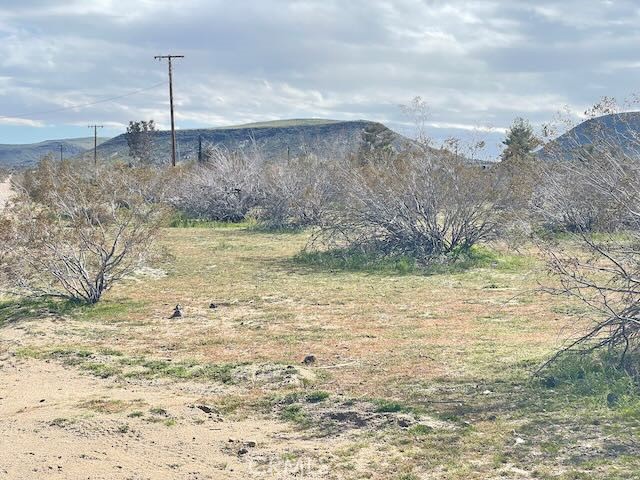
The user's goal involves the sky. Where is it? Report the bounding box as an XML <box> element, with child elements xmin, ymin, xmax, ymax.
<box><xmin>1</xmin><ymin>0</ymin><xmax>639</xmax><ymax>159</ymax></box>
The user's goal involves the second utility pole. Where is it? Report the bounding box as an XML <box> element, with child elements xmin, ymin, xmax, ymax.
<box><xmin>154</xmin><ymin>54</ymin><xmax>184</xmax><ymax>167</ymax></box>
<box><xmin>88</xmin><ymin>125</ymin><xmax>103</xmax><ymax>167</ymax></box>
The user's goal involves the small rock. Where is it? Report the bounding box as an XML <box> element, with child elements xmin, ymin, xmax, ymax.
<box><xmin>397</xmin><ymin>418</ymin><xmax>411</xmax><ymax>428</ymax></box>
<box><xmin>515</xmin><ymin>437</ymin><xmax>526</xmax><ymax>445</ymax></box>
<box><xmin>209</xmin><ymin>303</ymin><xmax>218</xmax><ymax>309</ymax></box>
<box><xmin>195</xmin><ymin>405</ymin><xmax>215</xmax><ymax>414</ymax></box>
<box><xmin>244</xmin><ymin>441</ymin><xmax>256</xmax><ymax>448</ymax></box>
<box><xmin>169</xmin><ymin>304</ymin><xmax>183</xmax><ymax>319</ymax></box>
<box><xmin>237</xmin><ymin>448</ymin><xmax>248</xmax><ymax>456</ymax></box>
<box><xmin>303</xmin><ymin>355</ymin><xmax>316</xmax><ymax>366</ymax></box>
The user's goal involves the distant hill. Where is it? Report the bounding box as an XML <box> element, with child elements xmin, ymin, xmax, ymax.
<box><xmin>537</xmin><ymin>112</ymin><xmax>640</xmax><ymax>161</ymax></box>
<box><xmin>96</xmin><ymin>119</ymin><xmax>413</xmax><ymax>163</ymax></box>
<box><xmin>0</xmin><ymin>137</ymin><xmax>109</xmax><ymax>168</ymax></box>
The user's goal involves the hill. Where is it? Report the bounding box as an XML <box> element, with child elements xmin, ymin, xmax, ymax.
<box><xmin>0</xmin><ymin>137</ymin><xmax>109</xmax><ymax>168</ymax></box>
<box><xmin>96</xmin><ymin>119</ymin><xmax>412</xmax><ymax>163</ymax></box>
<box><xmin>537</xmin><ymin>112</ymin><xmax>640</xmax><ymax>161</ymax></box>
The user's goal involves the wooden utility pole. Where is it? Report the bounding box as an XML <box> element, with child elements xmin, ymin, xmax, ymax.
<box><xmin>154</xmin><ymin>54</ymin><xmax>184</xmax><ymax>167</ymax></box>
<box><xmin>59</xmin><ymin>143</ymin><xmax>63</xmax><ymax>162</ymax></box>
<box><xmin>88</xmin><ymin>125</ymin><xmax>103</xmax><ymax>167</ymax></box>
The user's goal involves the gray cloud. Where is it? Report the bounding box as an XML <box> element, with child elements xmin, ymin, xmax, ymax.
<box><xmin>0</xmin><ymin>0</ymin><xmax>637</xmax><ymax>157</ymax></box>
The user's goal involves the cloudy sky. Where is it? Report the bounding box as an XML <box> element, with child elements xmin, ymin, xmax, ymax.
<box><xmin>0</xmin><ymin>0</ymin><xmax>639</xmax><ymax>158</ymax></box>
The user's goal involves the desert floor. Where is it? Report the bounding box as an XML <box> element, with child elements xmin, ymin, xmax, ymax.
<box><xmin>1</xmin><ymin>225</ymin><xmax>639</xmax><ymax>479</ymax></box>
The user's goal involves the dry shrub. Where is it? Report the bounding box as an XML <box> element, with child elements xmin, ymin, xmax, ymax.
<box><xmin>313</xmin><ymin>152</ymin><xmax>504</xmax><ymax>261</ymax></box>
<box><xmin>1</xmin><ymin>159</ymin><xmax>168</xmax><ymax>304</ymax></box>
<box><xmin>171</xmin><ymin>146</ymin><xmax>260</xmax><ymax>222</ymax></box>
<box><xmin>537</xmin><ymin>110</ymin><xmax>640</xmax><ymax>372</ymax></box>
<box><xmin>256</xmin><ymin>156</ymin><xmax>338</xmax><ymax>230</ymax></box>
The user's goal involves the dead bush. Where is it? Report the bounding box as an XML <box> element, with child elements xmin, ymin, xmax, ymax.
<box><xmin>312</xmin><ymin>152</ymin><xmax>504</xmax><ymax>261</ymax></box>
<box><xmin>256</xmin><ymin>156</ymin><xmax>338</xmax><ymax>230</ymax></box>
<box><xmin>1</xmin><ymin>160</ymin><xmax>167</xmax><ymax>304</ymax></box>
<box><xmin>171</xmin><ymin>146</ymin><xmax>260</xmax><ymax>222</ymax></box>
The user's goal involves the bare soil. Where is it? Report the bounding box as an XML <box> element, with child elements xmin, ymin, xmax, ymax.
<box><xmin>0</xmin><ymin>177</ymin><xmax>11</xmax><ymax>209</ymax></box>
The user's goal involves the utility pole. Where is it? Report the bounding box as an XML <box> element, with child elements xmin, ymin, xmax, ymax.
<box><xmin>59</xmin><ymin>143</ymin><xmax>63</xmax><ymax>162</ymax></box>
<box><xmin>88</xmin><ymin>125</ymin><xmax>103</xmax><ymax>167</ymax></box>
<box><xmin>154</xmin><ymin>54</ymin><xmax>184</xmax><ymax>167</ymax></box>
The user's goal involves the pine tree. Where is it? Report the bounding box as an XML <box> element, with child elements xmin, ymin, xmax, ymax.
<box><xmin>501</xmin><ymin>117</ymin><xmax>539</xmax><ymax>162</ymax></box>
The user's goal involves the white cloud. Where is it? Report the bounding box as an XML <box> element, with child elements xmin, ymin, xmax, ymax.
<box><xmin>0</xmin><ymin>117</ymin><xmax>45</xmax><ymax>127</ymax></box>
<box><xmin>0</xmin><ymin>0</ymin><xmax>637</xmax><ymax>156</ymax></box>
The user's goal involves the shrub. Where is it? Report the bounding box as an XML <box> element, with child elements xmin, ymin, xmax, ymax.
<box><xmin>539</xmin><ymin>122</ymin><xmax>640</xmax><ymax>373</ymax></box>
<box><xmin>1</xmin><ymin>160</ymin><xmax>167</xmax><ymax>304</ymax></box>
<box><xmin>171</xmin><ymin>146</ymin><xmax>260</xmax><ymax>221</ymax></box>
<box><xmin>312</xmin><ymin>152</ymin><xmax>504</xmax><ymax>262</ymax></box>
<box><xmin>256</xmin><ymin>156</ymin><xmax>338</xmax><ymax>230</ymax></box>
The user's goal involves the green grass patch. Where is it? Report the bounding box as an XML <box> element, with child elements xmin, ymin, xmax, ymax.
<box><xmin>294</xmin><ymin>245</ymin><xmax>530</xmax><ymax>276</ymax></box>
<box><xmin>121</xmin><ymin>357</ymin><xmax>240</xmax><ymax>383</ymax></box>
<box><xmin>0</xmin><ymin>296</ymin><xmax>147</xmax><ymax>327</ymax></box>
<box><xmin>74</xmin><ymin>299</ymin><xmax>148</xmax><ymax>323</ymax></box>
<box><xmin>280</xmin><ymin>404</ymin><xmax>312</xmax><ymax>428</ymax></box>
<box><xmin>536</xmin><ymin>353</ymin><xmax>640</xmax><ymax>416</ymax></box>
<box><xmin>168</xmin><ymin>213</ymin><xmax>254</xmax><ymax>229</ymax></box>
<box><xmin>424</xmin><ymin>245</ymin><xmax>531</xmax><ymax>275</ymax></box>
<box><xmin>80</xmin><ymin>362</ymin><xmax>121</xmax><ymax>378</ymax></box>
<box><xmin>306</xmin><ymin>390</ymin><xmax>330</xmax><ymax>403</ymax></box>
<box><xmin>294</xmin><ymin>249</ymin><xmax>417</xmax><ymax>274</ymax></box>
<box><xmin>0</xmin><ymin>296</ymin><xmax>84</xmax><ymax>326</ymax></box>
<box><xmin>409</xmin><ymin>424</ymin><xmax>434</xmax><ymax>436</ymax></box>
<box><xmin>374</xmin><ymin>399</ymin><xmax>408</xmax><ymax>413</ymax></box>
<box><xmin>15</xmin><ymin>345</ymin><xmax>242</xmax><ymax>384</ymax></box>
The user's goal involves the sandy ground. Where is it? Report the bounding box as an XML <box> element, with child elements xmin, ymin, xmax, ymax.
<box><xmin>0</xmin><ymin>356</ymin><xmax>338</xmax><ymax>480</ymax></box>
<box><xmin>0</xmin><ymin>177</ymin><xmax>12</xmax><ymax>209</ymax></box>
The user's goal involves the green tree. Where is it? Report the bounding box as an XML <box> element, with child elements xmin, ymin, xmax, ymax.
<box><xmin>126</xmin><ymin>120</ymin><xmax>156</xmax><ymax>164</ymax></box>
<box><xmin>501</xmin><ymin>117</ymin><xmax>539</xmax><ymax>162</ymax></box>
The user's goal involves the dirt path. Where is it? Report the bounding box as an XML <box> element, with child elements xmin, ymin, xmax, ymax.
<box><xmin>0</xmin><ymin>358</ymin><xmax>336</xmax><ymax>480</ymax></box>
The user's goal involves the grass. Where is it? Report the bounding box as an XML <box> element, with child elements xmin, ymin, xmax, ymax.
<box><xmin>373</xmin><ymin>400</ymin><xmax>408</xmax><ymax>413</ymax></box>
<box><xmin>6</xmin><ymin>224</ymin><xmax>640</xmax><ymax>478</ymax></box>
<box><xmin>15</xmin><ymin>346</ymin><xmax>243</xmax><ymax>383</ymax></box>
<box><xmin>0</xmin><ymin>296</ymin><xmax>83</xmax><ymax>326</ymax></box>
<box><xmin>78</xmin><ymin>398</ymin><xmax>144</xmax><ymax>414</ymax></box>
<box><xmin>280</xmin><ymin>404</ymin><xmax>312</xmax><ymax>428</ymax></box>
<box><xmin>295</xmin><ymin>249</ymin><xmax>418</xmax><ymax>274</ymax></box>
<box><xmin>306</xmin><ymin>390</ymin><xmax>330</xmax><ymax>403</ymax></box>
<box><xmin>168</xmin><ymin>213</ymin><xmax>254</xmax><ymax>229</ymax></box>
<box><xmin>0</xmin><ymin>296</ymin><xmax>147</xmax><ymax>328</ymax></box>
<box><xmin>294</xmin><ymin>244</ymin><xmax>530</xmax><ymax>276</ymax></box>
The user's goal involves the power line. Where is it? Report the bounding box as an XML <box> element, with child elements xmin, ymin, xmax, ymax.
<box><xmin>88</xmin><ymin>125</ymin><xmax>104</xmax><ymax>167</ymax></box>
<box><xmin>154</xmin><ymin>54</ymin><xmax>183</xmax><ymax>167</ymax></box>
<box><xmin>0</xmin><ymin>81</ymin><xmax>167</xmax><ymax>121</ymax></box>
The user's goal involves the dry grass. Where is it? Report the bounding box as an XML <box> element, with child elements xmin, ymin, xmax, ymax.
<box><xmin>2</xmin><ymin>224</ymin><xmax>639</xmax><ymax>479</ymax></box>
